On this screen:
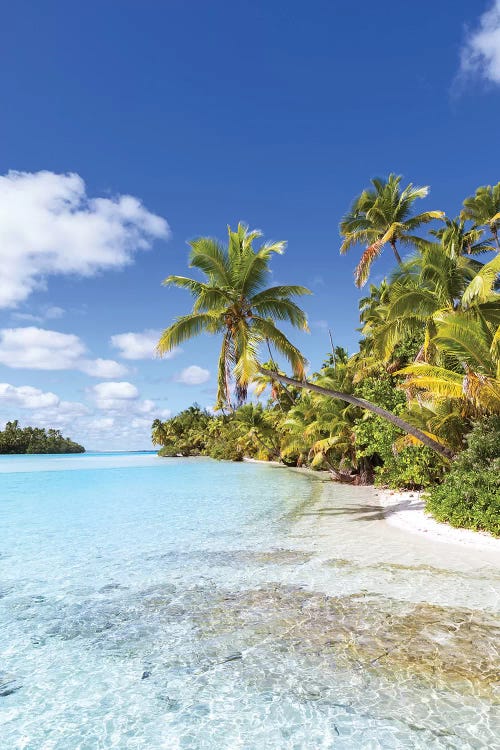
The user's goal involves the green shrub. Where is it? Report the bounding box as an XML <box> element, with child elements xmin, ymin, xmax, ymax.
<box><xmin>425</xmin><ymin>417</ymin><xmax>500</xmax><ymax>536</ymax></box>
<box><xmin>375</xmin><ymin>446</ymin><xmax>445</xmax><ymax>490</ymax></box>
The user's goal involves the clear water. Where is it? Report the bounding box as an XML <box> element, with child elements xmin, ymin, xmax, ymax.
<box><xmin>0</xmin><ymin>453</ymin><xmax>499</xmax><ymax>749</ymax></box>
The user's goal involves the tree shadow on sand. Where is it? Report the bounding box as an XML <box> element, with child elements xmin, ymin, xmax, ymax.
<box><xmin>299</xmin><ymin>497</ymin><xmax>424</xmax><ymax>522</ymax></box>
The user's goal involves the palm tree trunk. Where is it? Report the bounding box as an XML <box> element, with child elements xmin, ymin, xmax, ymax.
<box><xmin>493</xmin><ymin>228</ymin><xmax>500</xmax><ymax>252</ymax></box>
<box><xmin>258</xmin><ymin>367</ymin><xmax>454</xmax><ymax>461</ymax></box>
<box><xmin>266</xmin><ymin>338</ymin><xmax>295</xmax><ymax>406</ymax></box>
<box><xmin>249</xmin><ymin>429</ymin><xmax>295</xmax><ymax>465</ymax></box>
<box><xmin>390</xmin><ymin>240</ymin><xmax>402</xmax><ymax>264</ymax></box>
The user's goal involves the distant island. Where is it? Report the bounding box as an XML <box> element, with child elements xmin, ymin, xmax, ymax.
<box><xmin>0</xmin><ymin>421</ymin><xmax>85</xmax><ymax>454</ymax></box>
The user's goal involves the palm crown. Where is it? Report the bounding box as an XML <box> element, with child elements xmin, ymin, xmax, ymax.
<box><xmin>460</xmin><ymin>183</ymin><xmax>500</xmax><ymax>251</ymax></box>
<box><xmin>157</xmin><ymin>223</ymin><xmax>311</xmax><ymax>409</ymax></box>
<box><xmin>340</xmin><ymin>173</ymin><xmax>443</xmax><ymax>287</ymax></box>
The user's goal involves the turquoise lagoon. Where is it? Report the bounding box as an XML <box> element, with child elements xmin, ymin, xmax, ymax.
<box><xmin>0</xmin><ymin>453</ymin><xmax>499</xmax><ymax>749</ymax></box>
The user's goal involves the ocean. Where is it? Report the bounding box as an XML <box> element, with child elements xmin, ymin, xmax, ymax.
<box><xmin>0</xmin><ymin>453</ymin><xmax>498</xmax><ymax>749</ymax></box>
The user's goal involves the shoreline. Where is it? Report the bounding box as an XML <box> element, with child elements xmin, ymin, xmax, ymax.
<box><xmin>244</xmin><ymin>457</ymin><xmax>500</xmax><ymax>553</ymax></box>
<box><xmin>376</xmin><ymin>488</ymin><xmax>500</xmax><ymax>552</ymax></box>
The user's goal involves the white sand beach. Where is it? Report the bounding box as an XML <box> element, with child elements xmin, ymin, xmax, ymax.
<box><xmin>376</xmin><ymin>488</ymin><xmax>500</xmax><ymax>552</ymax></box>
<box><xmin>248</xmin><ymin>459</ymin><xmax>500</xmax><ymax>558</ymax></box>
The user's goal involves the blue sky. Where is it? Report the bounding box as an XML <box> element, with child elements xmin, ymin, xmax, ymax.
<box><xmin>0</xmin><ymin>0</ymin><xmax>499</xmax><ymax>449</ymax></box>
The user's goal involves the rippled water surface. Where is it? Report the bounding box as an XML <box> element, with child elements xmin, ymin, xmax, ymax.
<box><xmin>0</xmin><ymin>453</ymin><xmax>499</xmax><ymax>749</ymax></box>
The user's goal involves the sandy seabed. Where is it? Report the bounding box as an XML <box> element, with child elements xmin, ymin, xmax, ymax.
<box><xmin>246</xmin><ymin>459</ymin><xmax>500</xmax><ymax>555</ymax></box>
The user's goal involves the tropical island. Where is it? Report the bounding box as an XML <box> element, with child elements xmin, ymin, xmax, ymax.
<box><xmin>0</xmin><ymin>421</ymin><xmax>85</xmax><ymax>454</ymax></box>
<box><xmin>151</xmin><ymin>176</ymin><xmax>500</xmax><ymax>537</ymax></box>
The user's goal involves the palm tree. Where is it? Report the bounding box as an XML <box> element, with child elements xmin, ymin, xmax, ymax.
<box><xmin>250</xmin><ymin>359</ymin><xmax>297</xmax><ymax>408</ymax></box>
<box><xmin>340</xmin><ymin>174</ymin><xmax>444</xmax><ymax>286</ymax></box>
<box><xmin>368</xmin><ymin>242</ymin><xmax>479</xmax><ymax>363</ymax></box>
<box><xmin>158</xmin><ymin>222</ymin><xmax>454</xmax><ymax>460</ymax></box>
<box><xmin>398</xmin><ymin>307</ymin><xmax>500</xmax><ymax>415</ymax></box>
<box><xmin>157</xmin><ymin>223</ymin><xmax>310</xmax><ymax>409</ymax></box>
<box><xmin>430</xmin><ymin>217</ymin><xmax>491</xmax><ymax>258</ymax></box>
<box><xmin>462</xmin><ymin>254</ymin><xmax>500</xmax><ymax>308</ymax></box>
<box><xmin>234</xmin><ymin>403</ymin><xmax>284</xmax><ymax>461</ymax></box>
<box><xmin>151</xmin><ymin>418</ymin><xmax>168</xmax><ymax>446</ymax></box>
<box><xmin>461</xmin><ymin>183</ymin><xmax>500</xmax><ymax>251</ymax></box>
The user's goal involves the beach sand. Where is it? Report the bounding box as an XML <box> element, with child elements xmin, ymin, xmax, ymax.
<box><xmin>376</xmin><ymin>488</ymin><xmax>500</xmax><ymax>552</ymax></box>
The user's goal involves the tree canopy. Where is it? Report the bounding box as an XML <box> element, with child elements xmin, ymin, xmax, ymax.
<box><xmin>0</xmin><ymin>421</ymin><xmax>85</xmax><ymax>454</ymax></box>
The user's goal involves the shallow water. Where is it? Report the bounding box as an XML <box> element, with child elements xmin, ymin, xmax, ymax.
<box><xmin>0</xmin><ymin>454</ymin><xmax>498</xmax><ymax>749</ymax></box>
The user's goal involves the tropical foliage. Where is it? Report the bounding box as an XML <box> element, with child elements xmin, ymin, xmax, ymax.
<box><xmin>153</xmin><ymin>178</ymin><xmax>500</xmax><ymax>534</ymax></box>
<box><xmin>157</xmin><ymin>223</ymin><xmax>310</xmax><ymax>409</ymax></box>
<box><xmin>339</xmin><ymin>174</ymin><xmax>443</xmax><ymax>286</ymax></box>
<box><xmin>0</xmin><ymin>421</ymin><xmax>85</xmax><ymax>454</ymax></box>
<box><xmin>425</xmin><ymin>417</ymin><xmax>500</xmax><ymax>536</ymax></box>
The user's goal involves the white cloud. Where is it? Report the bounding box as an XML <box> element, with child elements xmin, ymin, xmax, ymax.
<box><xmin>0</xmin><ymin>383</ymin><xmax>60</xmax><ymax>409</ymax></box>
<box><xmin>176</xmin><ymin>365</ymin><xmax>210</xmax><ymax>385</ymax></box>
<box><xmin>110</xmin><ymin>329</ymin><xmax>177</xmax><ymax>360</ymax></box>
<box><xmin>136</xmin><ymin>398</ymin><xmax>156</xmax><ymax>413</ymax></box>
<box><xmin>10</xmin><ymin>305</ymin><xmax>65</xmax><ymax>325</ymax></box>
<box><xmin>0</xmin><ymin>170</ymin><xmax>169</xmax><ymax>308</ymax></box>
<box><xmin>0</xmin><ymin>379</ymin><xmax>169</xmax><ymax>450</ymax></box>
<box><xmin>86</xmin><ymin>417</ymin><xmax>115</xmax><ymax>431</ymax></box>
<box><xmin>0</xmin><ymin>383</ymin><xmax>90</xmax><ymax>432</ymax></box>
<box><xmin>10</xmin><ymin>312</ymin><xmax>43</xmax><ymax>323</ymax></box>
<box><xmin>91</xmin><ymin>381</ymin><xmax>139</xmax><ymax>400</ymax></box>
<box><xmin>88</xmin><ymin>380</ymin><xmax>170</xmax><ymax>424</ymax></box>
<box><xmin>80</xmin><ymin>358</ymin><xmax>127</xmax><ymax>378</ymax></box>
<box><xmin>44</xmin><ymin>306</ymin><xmax>65</xmax><ymax>320</ymax></box>
<box><xmin>312</xmin><ymin>319</ymin><xmax>329</xmax><ymax>330</ymax></box>
<box><xmin>131</xmin><ymin>416</ymin><xmax>153</xmax><ymax>429</ymax></box>
<box><xmin>0</xmin><ymin>327</ymin><xmax>127</xmax><ymax>377</ymax></box>
<box><xmin>90</xmin><ymin>380</ymin><xmax>139</xmax><ymax>410</ymax></box>
<box><xmin>30</xmin><ymin>401</ymin><xmax>90</xmax><ymax>429</ymax></box>
<box><xmin>461</xmin><ymin>1</ymin><xmax>500</xmax><ymax>84</ymax></box>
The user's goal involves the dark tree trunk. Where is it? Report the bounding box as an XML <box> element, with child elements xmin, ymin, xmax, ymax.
<box><xmin>252</xmin><ymin>431</ymin><xmax>295</xmax><ymax>466</ymax></box>
<box><xmin>493</xmin><ymin>228</ymin><xmax>500</xmax><ymax>252</ymax></box>
<box><xmin>355</xmin><ymin>457</ymin><xmax>375</xmax><ymax>485</ymax></box>
<box><xmin>390</xmin><ymin>240</ymin><xmax>402</xmax><ymax>264</ymax></box>
<box><xmin>258</xmin><ymin>367</ymin><xmax>455</xmax><ymax>461</ymax></box>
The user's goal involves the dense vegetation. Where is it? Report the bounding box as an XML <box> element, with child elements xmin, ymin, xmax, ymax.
<box><xmin>0</xmin><ymin>421</ymin><xmax>85</xmax><ymax>454</ymax></box>
<box><xmin>153</xmin><ymin>177</ymin><xmax>500</xmax><ymax>535</ymax></box>
<box><xmin>426</xmin><ymin>418</ymin><xmax>500</xmax><ymax>536</ymax></box>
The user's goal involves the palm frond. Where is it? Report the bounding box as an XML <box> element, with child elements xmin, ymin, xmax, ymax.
<box><xmin>250</xmin><ymin>285</ymin><xmax>311</xmax><ymax>303</ymax></box>
<box><xmin>251</xmin><ymin>298</ymin><xmax>309</xmax><ymax>329</ymax></box>
<box><xmin>462</xmin><ymin>254</ymin><xmax>500</xmax><ymax>307</ymax></box>
<box><xmin>252</xmin><ymin>317</ymin><xmax>307</xmax><ymax>379</ymax></box>
<box><xmin>157</xmin><ymin>312</ymin><xmax>222</xmax><ymax>354</ymax></box>
<box><xmin>188</xmin><ymin>237</ymin><xmax>231</xmax><ymax>285</ymax></box>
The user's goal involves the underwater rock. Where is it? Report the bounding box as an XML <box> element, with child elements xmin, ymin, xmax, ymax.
<box><xmin>196</xmin><ymin>584</ymin><xmax>500</xmax><ymax>697</ymax></box>
<box><xmin>221</xmin><ymin>651</ymin><xmax>242</xmax><ymax>663</ymax></box>
<box><xmin>0</xmin><ymin>673</ymin><xmax>22</xmax><ymax>697</ymax></box>
<box><xmin>99</xmin><ymin>583</ymin><xmax>127</xmax><ymax>593</ymax></box>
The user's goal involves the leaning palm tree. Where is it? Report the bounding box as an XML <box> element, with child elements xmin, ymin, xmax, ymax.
<box><xmin>340</xmin><ymin>174</ymin><xmax>444</xmax><ymax>286</ymax></box>
<box><xmin>157</xmin><ymin>223</ymin><xmax>310</xmax><ymax>409</ymax></box>
<box><xmin>461</xmin><ymin>183</ymin><xmax>500</xmax><ymax>251</ymax></box>
<box><xmin>157</xmin><ymin>222</ymin><xmax>454</xmax><ymax>460</ymax></box>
